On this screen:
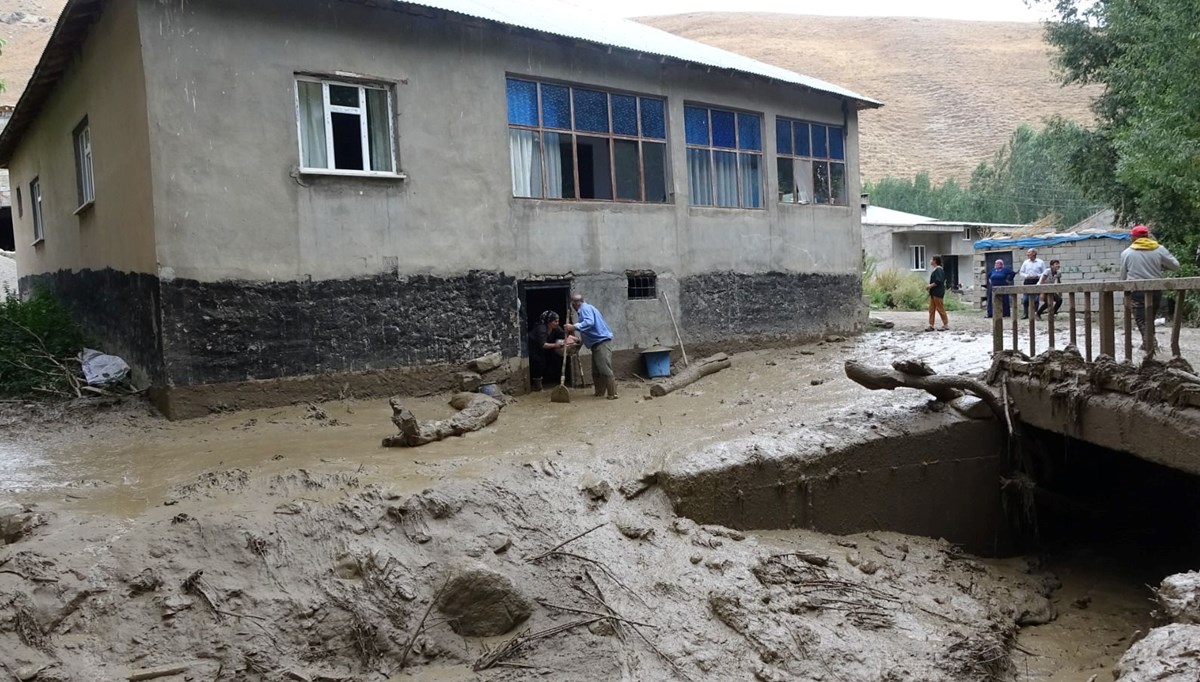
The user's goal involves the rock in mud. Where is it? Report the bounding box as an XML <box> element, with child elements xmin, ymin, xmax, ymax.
<box><xmin>128</xmin><ymin>568</ymin><xmax>164</xmax><ymax>596</ymax></box>
<box><xmin>0</xmin><ymin>503</ymin><xmax>47</xmax><ymax>544</ymax></box>
<box><xmin>618</xmin><ymin>475</ymin><xmax>656</xmax><ymax>499</ymax></box>
<box><xmin>581</xmin><ymin>478</ymin><xmax>612</xmax><ymax>502</ymax></box>
<box><xmin>616</xmin><ymin>520</ymin><xmax>653</xmax><ymax>540</ymax></box>
<box><xmin>1114</xmin><ymin>624</ymin><xmax>1200</xmax><ymax>682</ymax></box>
<box><xmin>1013</xmin><ymin>590</ymin><xmax>1057</xmax><ymax>626</ymax></box>
<box><xmin>949</xmin><ymin>395</ymin><xmax>993</xmax><ymax>420</ymax></box>
<box><xmin>467</xmin><ymin>352</ymin><xmax>503</xmax><ymax>373</ymax></box>
<box><xmin>412</xmin><ymin>490</ymin><xmax>462</xmax><ymax>519</ymax></box>
<box><xmin>437</xmin><ymin>568</ymin><xmax>532</xmax><ymax>637</ymax></box>
<box><xmin>868</xmin><ymin>317</ymin><xmax>895</xmax><ymax>329</ymax></box>
<box><xmin>486</xmin><ymin>533</ymin><xmax>512</xmax><ymax>554</ymax></box>
<box><xmin>1158</xmin><ymin>571</ymin><xmax>1200</xmax><ymax>624</ymax></box>
<box><xmin>456</xmin><ymin>372</ymin><xmax>482</xmax><ymax>392</ymax></box>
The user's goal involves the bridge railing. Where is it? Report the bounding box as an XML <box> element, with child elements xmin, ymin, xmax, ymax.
<box><xmin>992</xmin><ymin>277</ymin><xmax>1200</xmax><ymax>362</ymax></box>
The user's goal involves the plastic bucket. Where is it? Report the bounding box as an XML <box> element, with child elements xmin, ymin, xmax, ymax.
<box><xmin>643</xmin><ymin>350</ymin><xmax>672</xmax><ymax>378</ymax></box>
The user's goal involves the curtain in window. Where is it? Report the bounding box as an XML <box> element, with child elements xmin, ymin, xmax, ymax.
<box><xmin>366</xmin><ymin>89</ymin><xmax>392</xmax><ymax>172</ymax></box>
<box><xmin>713</xmin><ymin>151</ymin><xmax>738</xmax><ymax>208</ymax></box>
<box><xmin>739</xmin><ymin>154</ymin><xmax>762</xmax><ymax>208</ymax></box>
<box><xmin>687</xmin><ymin>148</ymin><xmax>713</xmax><ymax>206</ymax></box>
<box><xmin>298</xmin><ymin>81</ymin><xmax>328</xmax><ymax>169</ymax></box>
<box><xmin>509</xmin><ymin>129</ymin><xmax>542</xmax><ymax>198</ymax></box>
<box><xmin>543</xmin><ymin>132</ymin><xmax>564</xmax><ymax>199</ymax></box>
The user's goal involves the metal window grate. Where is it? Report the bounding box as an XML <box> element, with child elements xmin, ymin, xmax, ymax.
<box><xmin>627</xmin><ymin>274</ymin><xmax>657</xmax><ymax>300</ymax></box>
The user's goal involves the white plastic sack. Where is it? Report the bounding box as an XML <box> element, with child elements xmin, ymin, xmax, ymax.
<box><xmin>78</xmin><ymin>348</ymin><xmax>131</xmax><ymax>386</ymax></box>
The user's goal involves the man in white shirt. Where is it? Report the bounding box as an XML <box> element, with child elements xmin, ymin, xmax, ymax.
<box><xmin>1017</xmin><ymin>248</ymin><xmax>1047</xmax><ymax>319</ymax></box>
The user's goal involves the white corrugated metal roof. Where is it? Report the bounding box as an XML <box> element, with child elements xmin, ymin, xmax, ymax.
<box><xmin>400</xmin><ymin>0</ymin><xmax>881</xmax><ymax>107</ymax></box>
<box><xmin>863</xmin><ymin>205</ymin><xmax>935</xmax><ymax>226</ymax></box>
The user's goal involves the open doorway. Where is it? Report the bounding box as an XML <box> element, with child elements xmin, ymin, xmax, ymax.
<box><xmin>518</xmin><ymin>279</ymin><xmax>572</xmax><ymax>389</ymax></box>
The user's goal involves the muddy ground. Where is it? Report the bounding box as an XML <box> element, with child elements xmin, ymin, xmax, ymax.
<box><xmin>2</xmin><ymin>310</ymin><xmax>1199</xmax><ymax>681</ymax></box>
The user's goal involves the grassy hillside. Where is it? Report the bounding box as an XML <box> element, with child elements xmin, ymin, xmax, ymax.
<box><xmin>643</xmin><ymin>12</ymin><xmax>1099</xmax><ymax>182</ymax></box>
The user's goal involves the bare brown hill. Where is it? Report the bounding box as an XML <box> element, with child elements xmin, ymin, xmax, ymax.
<box><xmin>1</xmin><ymin>3</ymin><xmax>1095</xmax><ymax>182</ymax></box>
<box><xmin>643</xmin><ymin>13</ymin><xmax>1099</xmax><ymax>182</ymax></box>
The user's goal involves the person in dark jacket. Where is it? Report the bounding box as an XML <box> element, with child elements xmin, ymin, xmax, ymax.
<box><xmin>528</xmin><ymin>310</ymin><xmax>574</xmax><ymax>390</ymax></box>
<box><xmin>986</xmin><ymin>259</ymin><xmax>1016</xmax><ymax>318</ymax></box>
<box><xmin>925</xmin><ymin>255</ymin><xmax>949</xmax><ymax>331</ymax></box>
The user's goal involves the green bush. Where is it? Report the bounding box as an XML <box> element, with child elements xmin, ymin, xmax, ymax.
<box><xmin>864</xmin><ymin>269</ymin><xmax>968</xmax><ymax>312</ymax></box>
<box><xmin>0</xmin><ymin>290</ymin><xmax>89</xmax><ymax>396</ymax></box>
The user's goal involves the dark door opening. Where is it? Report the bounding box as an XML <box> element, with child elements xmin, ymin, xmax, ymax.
<box><xmin>518</xmin><ymin>280</ymin><xmax>572</xmax><ymax>388</ymax></box>
<box><xmin>938</xmin><ymin>255</ymin><xmax>960</xmax><ymax>289</ymax></box>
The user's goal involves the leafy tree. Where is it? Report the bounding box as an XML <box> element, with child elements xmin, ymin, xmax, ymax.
<box><xmin>864</xmin><ymin>123</ymin><xmax>1102</xmax><ymax>226</ymax></box>
<box><xmin>1039</xmin><ymin>0</ymin><xmax>1200</xmax><ymax>261</ymax></box>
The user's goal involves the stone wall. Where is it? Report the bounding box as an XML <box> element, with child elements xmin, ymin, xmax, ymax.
<box><xmin>680</xmin><ymin>272</ymin><xmax>864</xmax><ymax>342</ymax></box>
<box><xmin>158</xmin><ymin>271</ymin><xmax>520</xmax><ymax>387</ymax></box>
<box><xmin>973</xmin><ymin>236</ymin><xmax>1131</xmax><ymax>310</ymax></box>
<box><xmin>19</xmin><ymin>269</ymin><xmax>164</xmax><ymax>385</ymax></box>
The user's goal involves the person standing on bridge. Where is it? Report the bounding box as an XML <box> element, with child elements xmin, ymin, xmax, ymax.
<box><xmin>1120</xmin><ymin>224</ymin><xmax>1180</xmax><ymax>338</ymax></box>
<box><xmin>1017</xmin><ymin>248</ymin><xmax>1046</xmax><ymax>320</ymax></box>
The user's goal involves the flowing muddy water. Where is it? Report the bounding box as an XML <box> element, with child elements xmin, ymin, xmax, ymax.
<box><xmin>2</xmin><ymin>310</ymin><xmax>1198</xmax><ymax>679</ymax></box>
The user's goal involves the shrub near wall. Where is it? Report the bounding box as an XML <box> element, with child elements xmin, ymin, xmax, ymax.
<box><xmin>865</xmin><ymin>269</ymin><xmax>966</xmax><ymax>312</ymax></box>
<box><xmin>0</xmin><ymin>291</ymin><xmax>88</xmax><ymax>396</ymax></box>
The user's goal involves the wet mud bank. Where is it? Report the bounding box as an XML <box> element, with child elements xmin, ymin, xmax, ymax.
<box><xmin>660</xmin><ymin>409</ymin><xmax>1013</xmax><ymax>556</ymax></box>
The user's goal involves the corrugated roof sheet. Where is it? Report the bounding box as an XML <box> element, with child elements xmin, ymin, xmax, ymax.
<box><xmin>400</xmin><ymin>0</ymin><xmax>880</xmax><ymax>106</ymax></box>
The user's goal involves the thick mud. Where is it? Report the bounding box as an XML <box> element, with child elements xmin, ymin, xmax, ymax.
<box><xmin>2</xmin><ymin>310</ymin><xmax>1199</xmax><ymax>680</ymax></box>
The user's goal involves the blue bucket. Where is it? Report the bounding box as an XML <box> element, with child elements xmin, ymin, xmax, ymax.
<box><xmin>642</xmin><ymin>349</ymin><xmax>672</xmax><ymax>378</ymax></box>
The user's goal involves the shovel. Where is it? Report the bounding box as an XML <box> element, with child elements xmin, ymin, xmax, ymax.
<box><xmin>550</xmin><ymin>337</ymin><xmax>571</xmax><ymax>403</ymax></box>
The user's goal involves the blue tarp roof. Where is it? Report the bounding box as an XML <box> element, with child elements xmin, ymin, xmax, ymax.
<box><xmin>974</xmin><ymin>232</ymin><xmax>1130</xmax><ymax>250</ymax></box>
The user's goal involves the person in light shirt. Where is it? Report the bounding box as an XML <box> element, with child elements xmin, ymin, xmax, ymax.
<box><xmin>1017</xmin><ymin>248</ymin><xmax>1047</xmax><ymax>320</ymax></box>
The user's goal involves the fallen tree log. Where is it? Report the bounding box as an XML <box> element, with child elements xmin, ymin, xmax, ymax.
<box><xmin>383</xmin><ymin>392</ymin><xmax>503</xmax><ymax>447</ymax></box>
<box><xmin>649</xmin><ymin>353</ymin><xmax>731</xmax><ymax>397</ymax></box>
<box><xmin>844</xmin><ymin>359</ymin><xmax>1007</xmax><ymax>423</ymax></box>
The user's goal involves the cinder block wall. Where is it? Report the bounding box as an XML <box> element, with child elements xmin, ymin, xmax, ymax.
<box><xmin>973</xmin><ymin>237</ymin><xmax>1130</xmax><ymax>311</ymax></box>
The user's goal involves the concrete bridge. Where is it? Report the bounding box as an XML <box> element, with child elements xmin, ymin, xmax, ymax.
<box><xmin>992</xmin><ymin>277</ymin><xmax>1200</xmax><ymax>476</ymax></box>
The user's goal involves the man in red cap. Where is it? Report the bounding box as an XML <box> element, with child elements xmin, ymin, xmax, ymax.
<box><xmin>1120</xmin><ymin>224</ymin><xmax>1180</xmax><ymax>344</ymax></box>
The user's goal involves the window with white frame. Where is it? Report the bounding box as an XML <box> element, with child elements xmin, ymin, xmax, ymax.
<box><xmin>295</xmin><ymin>78</ymin><xmax>396</xmax><ymax>175</ymax></box>
<box><xmin>776</xmin><ymin>117</ymin><xmax>847</xmax><ymax>205</ymax></box>
<box><xmin>685</xmin><ymin>105</ymin><xmax>763</xmax><ymax>208</ymax></box>
<box><xmin>911</xmin><ymin>245</ymin><xmax>926</xmax><ymax>271</ymax></box>
<box><xmin>30</xmin><ymin>178</ymin><xmax>44</xmax><ymax>243</ymax></box>
<box><xmin>73</xmin><ymin>117</ymin><xmax>95</xmax><ymax>208</ymax></box>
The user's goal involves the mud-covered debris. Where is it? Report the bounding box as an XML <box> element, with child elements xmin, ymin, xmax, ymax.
<box><xmin>670</xmin><ymin>518</ymin><xmax>698</xmax><ymax>535</ymax></box>
<box><xmin>274</xmin><ymin>502</ymin><xmax>305</xmax><ymax>515</ymax></box>
<box><xmin>702</xmin><ymin>525</ymin><xmax>746</xmax><ymax>542</ymax></box>
<box><xmin>868</xmin><ymin>317</ymin><xmax>895</xmax><ymax>329</ymax></box>
<box><xmin>486</xmin><ymin>533</ymin><xmax>512</xmax><ymax>554</ymax></box>
<box><xmin>581</xmin><ymin>478</ymin><xmax>612</xmax><ymax>502</ymax></box>
<box><xmin>437</xmin><ymin>567</ymin><xmax>532</xmax><ymax>637</ymax></box>
<box><xmin>304</xmin><ymin>403</ymin><xmax>330</xmax><ymax>421</ymax></box>
<box><xmin>127</xmin><ymin>662</ymin><xmax>193</xmax><ymax>680</ymax></box>
<box><xmin>1157</xmin><ymin>571</ymin><xmax>1200</xmax><ymax>624</ymax></box>
<box><xmin>14</xmin><ymin>664</ymin><xmax>48</xmax><ymax>681</ymax></box>
<box><xmin>0</xmin><ymin>503</ymin><xmax>47</xmax><ymax>544</ymax></box>
<box><xmin>1073</xmin><ymin>595</ymin><xmax>1092</xmax><ymax>610</ymax></box>
<box><xmin>128</xmin><ymin>569</ymin><xmax>163</xmax><ymax>596</ymax></box>
<box><xmin>858</xmin><ymin>560</ymin><xmax>881</xmax><ymax>575</ymax></box>
<box><xmin>467</xmin><ymin>352</ymin><xmax>503</xmax><ymax>373</ymax></box>
<box><xmin>1013</xmin><ymin>590</ymin><xmax>1057</xmax><ymax>626</ymax></box>
<box><xmin>618</xmin><ymin>474</ymin><xmax>657</xmax><ymax>499</ymax></box>
<box><xmin>412</xmin><ymin>490</ymin><xmax>462</xmax><ymax>519</ymax></box>
<box><xmin>799</xmin><ymin>349</ymin><xmax>815</xmax><ymax>355</ymax></box>
<box><xmin>809</xmin><ymin>378</ymin><xmax>826</xmax><ymax>386</ymax></box>
<box><xmin>825</xmin><ymin>335</ymin><xmax>847</xmax><ymax>343</ymax></box>
<box><xmin>156</xmin><ymin>594</ymin><xmax>194</xmax><ymax>618</ymax></box>
<box><xmin>1114</xmin><ymin>624</ymin><xmax>1200</xmax><ymax>682</ymax></box>
<box><xmin>616</xmin><ymin>521</ymin><xmax>653</xmax><ymax>540</ymax></box>
<box><xmin>949</xmin><ymin>395</ymin><xmax>993</xmax><ymax>419</ymax></box>
<box><xmin>456</xmin><ymin>371</ymin><xmax>482</xmax><ymax>392</ymax></box>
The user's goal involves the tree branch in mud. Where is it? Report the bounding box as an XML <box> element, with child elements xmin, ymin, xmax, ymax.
<box><xmin>472</xmin><ymin>619</ymin><xmax>602</xmax><ymax>671</ymax></box>
<box><xmin>649</xmin><ymin>353</ymin><xmax>731</xmax><ymax>397</ymax></box>
<box><xmin>382</xmin><ymin>393</ymin><xmax>503</xmax><ymax>447</ymax></box>
<box><xmin>843</xmin><ymin>359</ymin><xmax>1008</xmax><ymax>424</ymax></box>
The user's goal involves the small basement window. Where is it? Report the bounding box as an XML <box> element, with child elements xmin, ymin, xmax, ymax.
<box><xmin>627</xmin><ymin>273</ymin><xmax>657</xmax><ymax>300</ymax></box>
<box><xmin>296</xmin><ymin>77</ymin><xmax>397</xmax><ymax>176</ymax></box>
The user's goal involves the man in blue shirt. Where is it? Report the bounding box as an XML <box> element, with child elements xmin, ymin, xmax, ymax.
<box><xmin>564</xmin><ymin>293</ymin><xmax>617</xmax><ymax>399</ymax></box>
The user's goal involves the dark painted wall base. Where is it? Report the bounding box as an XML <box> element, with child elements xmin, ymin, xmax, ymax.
<box><xmin>19</xmin><ymin>268</ymin><xmax>164</xmax><ymax>385</ymax></box>
<box><xmin>680</xmin><ymin>272</ymin><xmax>863</xmax><ymax>342</ymax></box>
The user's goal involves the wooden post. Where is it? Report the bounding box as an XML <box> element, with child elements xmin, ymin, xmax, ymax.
<box><xmin>1029</xmin><ymin>302</ymin><xmax>1037</xmax><ymax>357</ymax></box>
<box><xmin>992</xmin><ymin>293</ymin><xmax>1004</xmax><ymax>353</ymax></box>
<box><xmin>1099</xmin><ymin>291</ymin><xmax>1115</xmax><ymax>358</ymax></box>
<box><xmin>1172</xmin><ymin>291</ymin><xmax>1185</xmax><ymax>358</ymax></box>
<box><xmin>1123</xmin><ymin>291</ymin><xmax>1133</xmax><ymax>362</ymax></box>
<box><xmin>1084</xmin><ymin>292</ymin><xmax>1093</xmax><ymax>362</ymax></box>
<box><xmin>1145</xmin><ymin>293</ymin><xmax>1157</xmax><ymax>359</ymax></box>
<box><xmin>1047</xmin><ymin>302</ymin><xmax>1056</xmax><ymax>349</ymax></box>
<box><xmin>1068</xmin><ymin>292</ymin><xmax>1077</xmax><ymax>348</ymax></box>
<box><xmin>1011</xmin><ymin>294</ymin><xmax>1019</xmax><ymax>351</ymax></box>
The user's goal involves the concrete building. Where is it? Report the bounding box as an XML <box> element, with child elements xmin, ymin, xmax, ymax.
<box><xmin>0</xmin><ymin>0</ymin><xmax>879</xmax><ymax>417</ymax></box>
<box><xmin>861</xmin><ymin>198</ymin><xmax>1023</xmax><ymax>291</ymax></box>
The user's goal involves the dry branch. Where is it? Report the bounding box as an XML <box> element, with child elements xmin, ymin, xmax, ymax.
<box><xmin>382</xmin><ymin>393</ymin><xmax>502</xmax><ymax>447</ymax></box>
<box><xmin>472</xmin><ymin>619</ymin><xmax>601</xmax><ymax>671</ymax></box>
<box><xmin>650</xmin><ymin>353</ymin><xmax>730</xmax><ymax>397</ymax></box>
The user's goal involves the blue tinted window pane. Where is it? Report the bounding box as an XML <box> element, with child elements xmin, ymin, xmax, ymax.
<box><xmin>776</xmin><ymin>118</ymin><xmax>792</xmax><ymax>155</ymax></box>
<box><xmin>541</xmin><ymin>84</ymin><xmax>570</xmax><ymax>129</ymax></box>
<box><xmin>711</xmin><ymin>109</ymin><xmax>736</xmax><ymax>148</ymax></box>
<box><xmin>738</xmin><ymin>113</ymin><xmax>762</xmax><ymax>151</ymax></box>
<box><xmin>794</xmin><ymin>122</ymin><xmax>811</xmax><ymax>157</ymax></box>
<box><xmin>829</xmin><ymin>126</ymin><xmax>845</xmax><ymax>160</ymax></box>
<box><xmin>506</xmin><ymin>79</ymin><xmax>538</xmax><ymax>126</ymax></box>
<box><xmin>612</xmin><ymin>94</ymin><xmax>638</xmax><ymax>136</ymax></box>
<box><xmin>812</xmin><ymin>124</ymin><xmax>828</xmax><ymax>158</ymax></box>
<box><xmin>685</xmin><ymin>106</ymin><xmax>709</xmax><ymax>145</ymax></box>
<box><xmin>640</xmin><ymin>98</ymin><xmax>666</xmax><ymax>139</ymax></box>
<box><xmin>573</xmin><ymin>89</ymin><xmax>609</xmax><ymax>133</ymax></box>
